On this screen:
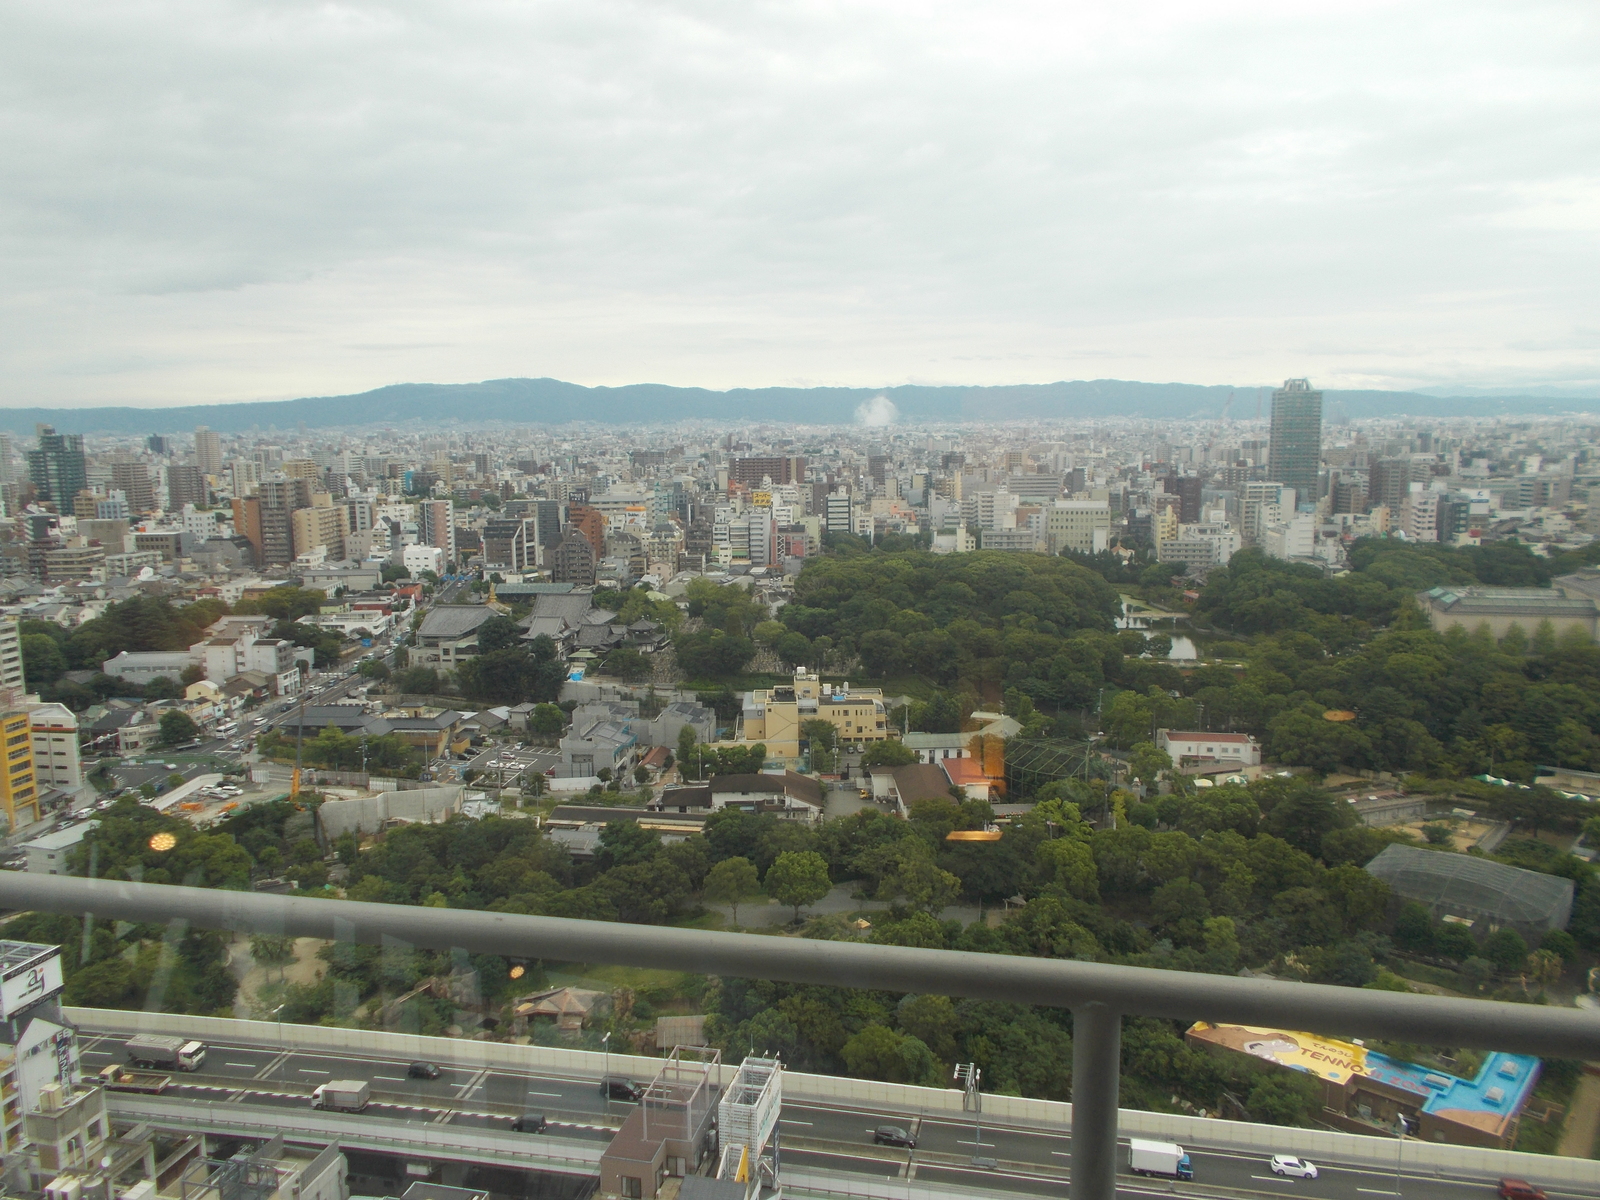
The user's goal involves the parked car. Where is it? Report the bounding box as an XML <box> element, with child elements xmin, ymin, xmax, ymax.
<box><xmin>510</xmin><ymin>1113</ymin><xmax>548</xmax><ymax>1133</ymax></box>
<box><xmin>600</xmin><ymin>1077</ymin><xmax>644</xmax><ymax>1101</ymax></box>
<box><xmin>1269</xmin><ymin>1155</ymin><xmax>1318</xmax><ymax>1180</ymax></box>
<box><xmin>407</xmin><ymin>1061</ymin><xmax>441</xmax><ymax>1080</ymax></box>
<box><xmin>873</xmin><ymin>1125</ymin><xmax>916</xmax><ymax>1149</ymax></box>
<box><xmin>1498</xmin><ymin>1182</ymin><xmax>1547</xmax><ymax>1200</ymax></box>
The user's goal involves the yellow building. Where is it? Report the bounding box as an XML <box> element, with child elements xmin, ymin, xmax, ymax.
<box><xmin>290</xmin><ymin>496</ymin><xmax>349</xmax><ymax>561</ymax></box>
<box><xmin>0</xmin><ymin>711</ymin><xmax>39</xmax><ymax>831</ymax></box>
<box><xmin>740</xmin><ymin>673</ymin><xmax>894</xmax><ymax>760</ymax></box>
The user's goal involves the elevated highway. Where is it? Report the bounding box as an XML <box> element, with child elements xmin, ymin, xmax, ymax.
<box><xmin>72</xmin><ymin>1010</ymin><xmax>1600</xmax><ymax>1200</ymax></box>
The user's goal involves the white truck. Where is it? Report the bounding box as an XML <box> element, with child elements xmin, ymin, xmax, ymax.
<box><xmin>311</xmin><ymin>1080</ymin><xmax>371</xmax><ymax>1113</ymax></box>
<box><xmin>124</xmin><ymin>1035</ymin><xmax>206</xmax><ymax>1072</ymax></box>
<box><xmin>1128</xmin><ymin>1139</ymin><xmax>1194</xmax><ymax>1180</ymax></box>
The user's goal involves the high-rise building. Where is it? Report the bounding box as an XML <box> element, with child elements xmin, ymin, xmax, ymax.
<box><xmin>26</xmin><ymin>427</ymin><xmax>86</xmax><ymax>508</ymax></box>
<box><xmin>1267</xmin><ymin>378</ymin><xmax>1323</xmax><ymax>506</ymax></box>
<box><xmin>291</xmin><ymin>500</ymin><xmax>349</xmax><ymax>561</ymax></box>
<box><xmin>194</xmin><ymin>425</ymin><xmax>223</xmax><ymax>477</ymax></box>
<box><xmin>419</xmin><ymin>498</ymin><xmax>456</xmax><ymax>564</ymax></box>
<box><xmin>1162</xmin><ymin>475</ymin><xmax>1203</xmax><ymax>524</ymax></box>
<box><xmin>228</xmin><ymin>458</ymin><xmax>260</xmax><ymax>497</ymax></box>
<box><xmin>530</xmin><ymin>498</ymin><xmax>565</xmax><ymax>549</ymax></box>
<box><xmin>167</xmin><ymin>463</ymin><xmax>206</xmax><ymax>511</ymax></box>
<box><xmin>551</xmin><ymin>527</ymin><xmax>597</xmax><ymax>584</ymax></box>
<box><xmin>0</xmin><ymin>433</ymin><xmax>14</xmax><ymax>485</ymax></box>
<box><xmin>110</xmin><ymin>459</ymin><xmax>155</xmax><ymax>514</ymax></box>
<box><xmin>1369</xmin><ymin>457</ymin><xmax>1412</xmax><ymax>513</ymax></box>
<box><xmin>146</xmin><ymin>435</ymin><xmax>171</xmax><ymax>455</ymax></box>
<box><xmin>235</xmin><ymin>477</ymin><xmax>314</xmax><ymax>566</ymax></box>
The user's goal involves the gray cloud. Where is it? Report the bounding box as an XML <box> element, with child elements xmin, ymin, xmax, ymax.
<box><xmin>1</xmin><ymin>0</ymin><xmax>1597</xmax><ymax>406</ymax></box>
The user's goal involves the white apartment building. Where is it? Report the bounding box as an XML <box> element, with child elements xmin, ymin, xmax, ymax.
<box><xmin>1239</xmin><ymin>482</ymin><xmax>1296</xmax><ymax>547</ymax></box>
<box><xmin>1400</xmin><ymin>487</ymin><xmax>1441</xmax><ymax>543</ymax></box>
<box><xmin>1157</xmin><ymin>522</ymin><xmax>1241</xmax><ymax>569</ymax></box>
<box><xmin>1262</xmin><ymin>513</ymin><xmax>1317</xmax><ymax>561</ymax></box>
<box><xmin>402</xmin><ymin>543</ymin><xmax>445</xmax><ymax>576</ymax></box>
<box><xmin>27</xmin><ymin>704</ymin><xmax>84</xmax><ymax>798</ymax></box>
<box><xmin>0</xmin><ymin>619</ymin><xmax>23</xmax><ymax>705</ymax></box>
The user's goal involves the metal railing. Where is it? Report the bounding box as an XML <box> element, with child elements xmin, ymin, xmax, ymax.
<box><xmin>7</xmin><ymin>875</ymin><xmax>1600</xmax><ymax>1200</ymax></box>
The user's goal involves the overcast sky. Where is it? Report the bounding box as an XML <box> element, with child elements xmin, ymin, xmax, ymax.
<box><xmin>2</xmin><ymin>1</ymin><xmax>1596</xmax><ymax>408</ymax></box>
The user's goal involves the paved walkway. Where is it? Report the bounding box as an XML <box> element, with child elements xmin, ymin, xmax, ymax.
<box><xmin>1558</xmin><ymin>1067</ymin><xmax>1600</xmax><ymax>1159</ymax></box>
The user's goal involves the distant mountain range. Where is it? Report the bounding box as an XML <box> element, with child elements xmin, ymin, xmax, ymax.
<box><xmin>3</xmin><ymin>377</ymin><xmax>1596</xmax><ymax>436</ymax></box>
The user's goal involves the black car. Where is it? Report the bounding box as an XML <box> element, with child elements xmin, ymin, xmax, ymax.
<box><xmin>510</xmin><ymin>1114</ymin><xmax>548</xmax><ymax>1133</ymax></box>
<box><xmin>600</xmin><ymin>1076</ymin><xmax>644</xmax><ymax>1101</ymax></box>
<box><xmin>407</xmin><ymin>1061</ymin><xmax>442</xmax><ymax>1080</ymax></box>
<box><xmin>873</xmin><ymin>1125</ymin><xmax>916</xmax><ymax>1149</ymax></box>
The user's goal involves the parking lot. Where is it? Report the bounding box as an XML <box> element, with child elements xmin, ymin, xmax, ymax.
<box><xmin>462</xmin><ymin>745</ymin><xmax>559</xmax><ymax>786</ymax></box>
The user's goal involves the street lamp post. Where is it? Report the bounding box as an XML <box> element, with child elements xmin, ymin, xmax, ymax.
<box><xmin>953</xmin><ymin>1063</ymin><xmax>984</xmax><ymax>1164</ymax></box>
<box><xmin>601</xmin><ymin>1030</ymin><xmax>612</xmax><ymax>1107</ymax></box>
<box><xmin>270</xmin><ymin>1002</ymin><xmax>286</xmax><ymax>1083</ymax></box>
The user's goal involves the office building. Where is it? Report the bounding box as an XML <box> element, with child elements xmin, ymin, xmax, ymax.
<box><xmin>26</xmin><ymin>427</ymin><xmax>86</xmax><ymax>508</ymax></box>
<box><xmin>1267</xmin><ymin>378</ymin><xmax>1323</xmax><ymax>506</ymax></box>
<box><xmin>194</xmin><ymin>425</ymin><xmax>223</xmax><ymax>477</ymax></box>
<box><xmin>1045</xmin><ymin>500</ymin><xmax>1111</xmax><ymax>554</ymax></box>
<box><xmin>482</xmin><ymin>518</ymin><xmax>533</xmax><ymax>572</ymax></box>
<box><xmin>530</xmin><ymin>498</ymin><xmax>565</xmax><ymax>549</ymax></box>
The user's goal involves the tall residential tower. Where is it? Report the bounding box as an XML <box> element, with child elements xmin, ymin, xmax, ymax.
<box><xmin>1267</xmin><ymin>378</ymin><xmax>1323</xmax><ymax>507</ymax></box>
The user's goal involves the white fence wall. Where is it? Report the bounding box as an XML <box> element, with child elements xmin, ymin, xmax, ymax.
<box><xmin>69</xmin><ymin>1009</ymin><xmax>1600</xmax><ymax>1187</ymax></box>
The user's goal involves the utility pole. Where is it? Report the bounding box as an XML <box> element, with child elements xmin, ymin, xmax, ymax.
<box><xmin>290</xmin><ymin>686</ymin><xmax>307</xmax><ymax>801</ymax></box>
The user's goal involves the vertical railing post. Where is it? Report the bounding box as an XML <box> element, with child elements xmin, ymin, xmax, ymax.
<box><xmin>1071</xmin><ymin>1001</ymin><xmax>1122</xmax><ymax>1200</ymax></box>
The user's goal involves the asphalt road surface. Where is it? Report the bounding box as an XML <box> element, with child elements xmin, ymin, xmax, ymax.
<box><xmin>75</xmin><ymin>1026</ymin><xmax>1579</xmax><ymax>1200</ymax></box>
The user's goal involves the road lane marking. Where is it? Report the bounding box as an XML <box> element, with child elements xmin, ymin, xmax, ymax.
<box><xmin>373</xmin><ymin>1075</ymin><xmax>406</xmax><ymax>1081</ymax></box>
<box><xmin>781</xmin><ymin>1119</ymin><xmax>813</xmax><ymax>1126</ymax></box>
<box><xmin>957</xmin><ymin>1139</ymin><xmax>996</xmax><ymax>1147</ymax></box>
<box><xmin>1358</xmin><ymin>1190</ymin><xmax>1402</xmax><ymax>1196</ymax></box>
<box><xmin>526</xmin><ymin>1090</ymin><xmax>562</xmax><ymax>1098</ymax></box>
<box><xmin>296</xmin><ymin>1068</ymin><xmax>328</xmax><ymax>1074</ymax></box>
<box><xmin>1051</xmin><ymin>1151</ymin><xmax>1071</xmax><ymax>1158</ymax></box>
<box><xmin>224</xmin><ymin>1062</ymin><xmax>258</xmax><ymax>1068</ymax></box>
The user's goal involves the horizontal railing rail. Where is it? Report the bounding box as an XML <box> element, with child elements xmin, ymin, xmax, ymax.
<box><xmin>11</xmin><ymin>873</ymin><xmax>1600</xmax><ymax>1200</ymax></box>
<box><xmin>10</xmin><ymin>875</ymin><xmax>1598</xmax><ymax>1057</ymax></box>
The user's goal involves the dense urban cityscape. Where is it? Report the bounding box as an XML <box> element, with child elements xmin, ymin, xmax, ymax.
<box><xmin>0</xmin><ymin>378</ymin><xmax>1596</xmax><ymax>1199</ymax></box>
